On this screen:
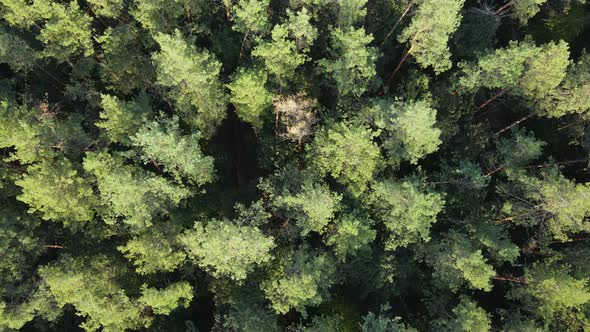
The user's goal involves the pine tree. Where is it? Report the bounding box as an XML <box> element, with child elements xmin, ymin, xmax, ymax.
<box><xmin>227</xmin><ymin>68</ymin><xmax>274</xmax><ymax>129</ymax></box>
<box><xmin>308</xmin><ymin>122</ymin><xmax>381</xmax><ymax>197</ymax></box>
<box><xmin>180</xmin><ymin>219</ymin><xmax>275</xmax><ymax>280</ymax></box>
<box><xmin>318</xmin><ymin>27</ymin><xmax>378</xmax><ymax>97</ymax></box>
<box><xmin>16</xmin><ymin>157</ymin><xmax>96</xmax><ymax>227</ymax></box>
<box><xmin>153</xmin><ymin>31</ymin><xmax>227</xmax><ymax>136</ymax></box>
<box><xmin>391</xmin><ymin>0</ymin><xmax>465</xmax><ymax>78</ymax></box>
<box><xmin>131</xmin><ymin>116</ymin><xmax>215</xmax><ymax>186</ymax></box>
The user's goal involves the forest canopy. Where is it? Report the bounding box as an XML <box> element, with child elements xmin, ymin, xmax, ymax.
<box><xmin>1</xmin><ymin>0</ymin><xmax>590</xmax><ymax>331</ymax></box>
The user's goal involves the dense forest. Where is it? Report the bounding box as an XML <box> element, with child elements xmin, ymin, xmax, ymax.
<box><xmin>1</xmin><ymin>0</ymin><xmax>590</xmax><ymax>331</ymax></box>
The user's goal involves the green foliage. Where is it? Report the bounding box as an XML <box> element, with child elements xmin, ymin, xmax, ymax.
<box><xmin>540</xmin><ymin>52</ymin><xmax>590</xmax><ymax>117</ymax></box>
<box><xmin>83</xmin><ymin>151</ymin><xmax>191</xmax><ymax>228</ymax></box>
<box><xmin>180</xmin><ymin>219</ymin><xmax>275</xmax><ymax>280</ymax></box>
<box><xmin>0</xmin><ymin>100</ymin><xmax>89</xmax><ymax>164</ymax></box>
<box><xmin>366</xmin><ymin>99</ymin><xmax>441</xmax><ymax>165</ymax></box>
<box><xmin>337</xmin><ymin>0</ymin><xmax>367</xmax><ymax>27</ymax></box>
<box><xmin>87</xmin><ymin>0</ymin><xmax>123</xmax><ymax>18</ymax></box>
<box><xmin>423</xmin><ymin>231</ymin><xmax>496</xmax><ymax>291</ymax></box>
<box><xmin>32</xmin><ymin>0</ymin><xmax>94</xmax><ymax>62</ymax></box>
<box><xmin>286</xmin><ymin>8</ymin><xmax>317</xmax><ymax>52</ymax></box>
<box><xmin>233</xmin><ymin>0</ymin><xmax>270</xmax><ymax>34</ymax></box>
<box><xmin>224</xmin><ymin>300</ymin><xmax>279</xmax><ymax>332</ymax></box>
<box><xmin>131</xmin><ymin>116</ymin><xmax>215</xmax><ymax>185</ymax></box>
<box><xmin>326</xmin><ymin>214</ymin><xmax>375</xmax><ymax>261</ymax></box>
<box><xmin>261</xmin><ymin>248</ymin><xmax>336</xmax><ymax>316</ymax></box>
<box><xmin>97</xmin><ymin>93</ymin><xmax>151</xmax><ymax>144</ymax></box>
<box><xmin>153</xmin><ymin>31</ymin><xmax>227</xmax><ymax>136</ymax></box>
<box><xmin>227</xmin><ymin>68</ymin><xmax>273</xmax><ymax>129</ymax></box>
<box><xmin>253</xmin><ymin>24</ymin><xmax>307</xmax><ymax>86</ymax></box>
<box><xmin>273</xmin><ymin>180</ymin><xmax>342</xmax><ymax>235</ymax></box>
<box><xmin>39</xmin><ymin>255</ymin><xmax>148</xmax><ymax>332</ymax></box>
<box><xmin>96</xmin><ymin>25</ymin><xmax>155</xmax><ymax>94</ymax></box>
<box><xmin>361</xmin><ymin>306</ymin><xmax>417</xmax><ymax>332</ymax></box>
<box><xmin>398</xmin><ymin>0</ymin><xmax>465</xmax><ymax>73</ymax></box>
<box><xmin>437</xmin><ymin>296</ymin><xmax>491</xmax><ymax>332</ymax></box>
<box><xmin>309</xmin><ymin>122</ymin><xmax>381</xmax><ymax>196</ymax></box>
<box><xmin>495</xmin><ymin>128</ymin><xmax>546</xmax><ymax>173</ymax></box>
<box><xmin>510</xmin><ymin>260</ymin><xmax>590</xmax><ymax>328</ymax></box>
<box><xmin>370</xmin><ymin>179</ymin><xmax>444</xmax><ymax>250</ymax></box>
<box><xmin>513</xmin><ymin>0</ymin><xmax>548</xmax><ymax>24</ymax></box>
<box><xmin>458</xmin><ymin>39</ymin><xmax>570</xmax><ymax>100</ymax></box>
<box><xmin>139</xmin><ymin>281</ymin><xmax>193</xmax><ymax>315</ymax></box>
<box><xmin>118</xmin><ymin>224</ymin><xmax>186</xmax><ymax>274</ymax></box>
<box><xmin>0</xmin><ymin>27</ymin><xmax>37</xmax><ymax>71</ymax></box>
<box><xmin>504</xmin><ymin>167</ymin><xmax>590</xmax><ymax>241</ymax></box>
<box><xmin>318</xmin><ymin>27</ymin><xmax>378</xmax><ymax>97</ymax></box>
<box><xmin>131</xmin><ymin>0</ymin><xmax>203</xmax><ymax>33</ymax></box>
<box><xmin>1</xmin><ymin>2</ymin><xmax>590</xmax><ymax>330</ymax></box>
<box><xmin>16</xmin><ymin>157</ymin><xmax>96</xmax><ymax>227</ymax></box>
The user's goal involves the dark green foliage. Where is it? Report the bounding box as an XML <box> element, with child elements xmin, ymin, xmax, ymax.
<box><xmin>1</xmin><ymin>1</ymin><xmax>590</xmax><ymax>331</ymax></box>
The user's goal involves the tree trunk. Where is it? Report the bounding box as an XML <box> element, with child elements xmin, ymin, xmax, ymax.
<box><xmin>385</xmin><ymin>45</ymin><xmax>414</xmax><ymax>88</ymax></box>
<box><xmin>381</xmin><ymin>0</ymin><xmax>415</xmax><ymax>48</ymax></box>
<box><xmin>496</xmin><ymin>112</ymin><xmax>536</xmax><ymax>135</ymax></box>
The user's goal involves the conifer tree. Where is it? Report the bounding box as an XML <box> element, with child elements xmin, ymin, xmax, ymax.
<box><xmin>153</xmin><ymin>31</ymin><xmax>227</xmax><ymax>136</ymax></box>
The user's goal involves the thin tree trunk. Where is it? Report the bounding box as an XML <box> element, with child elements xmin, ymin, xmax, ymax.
<box><xmin>493</xmin><ymin>275</ymin><xmax>526</xmax><ymax>284</ymax></box>
<box><xmin>239</xmin><ymin>31</ymin><xmax>249</xmax><ymax>63</ymax></box>
<box><xmin>385</xmin><ymin>45</ymin><xmax>414</xmax><ymax>88</ymax></box>
<box><xmin>496</xmin><ymin>112</ymin><xmax>536</xmax><ymax>135</ymax></box>
<box><xmin>495</xmin><ymin>216</ymin><xmax>513</xmax><ymax>224</ymax></box>
<box><xmin>46</xmin><ymin>245</ymin><xmax>64</xmax><ymax>249</ymax></box>
<box><xmin>495</xmin><ymin>1</ymin><xmax>514</xmax><ymax>15</ymax></box>
<box><xmin>381</xmin><ymin>0</ymin><xmax>415</xmax><ymax>48</ymax></box>
<box><xmin>477</xmin><ymin>87</ymin><xmax>510</xmax><ymax>110</ymax></box>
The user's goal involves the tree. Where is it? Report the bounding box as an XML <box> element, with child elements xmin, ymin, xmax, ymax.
<box><xmin>364</xmin><ymin>99</ymin><xmax>441</xmax><ymax>166</ymax></box>
<box><xmin>39</xmin><ymin>255</ymin><xmax>149</xmax><ymax>332</ymax></box>
<box><xmin>500</xmin><ymin>167</ymin><xmax>590</xmax><ymax>241</ymax></box>
<box><xmin>509</xmin><ymin>260</ymin><xmax>590</xmax><ymax>329</ymax></box>
<box><xmin>436</xmin><ymin>296</ymin><xmax>491</xmax><ymax>332</ymax></box>
<box><xmin>138</xmin><ymin>282</ymin><xmax>193</xmax><ymax>315</ymax></box>
<box><xmin>227</xmin><ymin>68</ymin><xmax>274</xmax><ymax>129</ymax></box>
<box><xmin>16</xmin><ymin>157</ymin><xmax>96</xmax><ymax>228</ymax></box>
<box><xmin>499</xmin><ymin>0</ymin><xmax>549</xmax><ymax>25</ymax></box>
<box><xmin>458</xmin><ymin>39</ymin><xmax>570</xmax><ymax>108</ymax></box>
<box><xmin>421</xmin><ymin>230</ymin><xmax>496</xmax><ymax>292</ymax></box>
<box><xmin>370</xmin><ymin>178</ymin><xmax>444</xmax><ymax>250</ymax></box>
<box><xmin>131</xmin><ymin>0</ymin><xmax>203</xmax><ymax>33</ymax></box>
<box><xmin>337</xmin><ymin>0</ymin><xmax>367</xmax><ymax>27</ymax></box>
<box><xmin>0</xmin><ymin>27</ymin><xmax>37</xmax><ymax>72</ymax></box>
<box><xmin>97</xmin><ymin>94</ymin><xmax>151</xmax><ymax>145</ymax></box>
<box><xmin>96</xmin><ymin>25</ymin><xmax>155</xmax><ymax>94</ymax></box>
<box><xmin>86</xmin><ymin>0</ymin><xmax>124</xmax><ymax>18</ymax></box>
<box><xmin>32</xmin><ymin>0</ymin><xmax>94</xmax><ymax>63</ymax></box>
<box><xmin>325</xmin><ymin>213</ymin><xmax>375</xmax><ymax>261</ymax></box>
<box><xmin>153</xmin><ymin>31</ymin><xmax>227</xmax><ymax>136</ymax></box>
<box><xmin>179</xmin><ymin>219</ymin><xmax>275</xmax><ymax>280</ymax></box>
<box><xmin>273</xmin><ymin>179</ymin><xmax>342</xmax><ymax>236</ymax></box>
<box><xmin>118</xmin><ymin>223</ymin><xmax>186</xmax><ymax>274</ymax></box>
<box><xmin>261</xmin><ymin>247</ymin><xmax>336</xmax><ymax>316</ymax></box>
<box><xmin>391</xmin><ymin>0</ymin><xmax>465</xmax><ymax>79</ymax></box>
<box><xmin>308</xmin><ymin>122</ymin><xmax>381</xmax><ymax>196</ymax></box>
<box><xmin>252</xmin><ymin>24</ymin><xmax>307</xmax><ymax>87</ymax></box>
<box><xmin>131</xmin><ymin>116</ymin><xmax>216</xmax><ymax>186</ymax></box>
<box><xmin>361</xmin><ymin>305</ymin><xmax>418</xmax><ymax>332</ymax></box>
<box><xmin>286</xmin><ymin>8</ymin><xmax>317</xmax><ymax>52</ymax></box>
<box><xmin>318</xmin><ymin>27</ymin><xmax>378</xmax><ymax>98</ymax></box>
<box><xmin>233</xmin><ymin>0</ymin><xmax>270</xmax><ymax>34</ymax></box>
<box><xmin>0</xmin><ymin>99</ymin><xmax>89</xmax><ymax>164</ymax></box>
<box><xmin>83</xmin><ymin>151</ymin><xmax>191</xmax><ymax>228</ymax></box>
<box><xmin>539</xmin><ymin>51</ymin><xmax>590</xmax><ymax>117</ymax></box>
